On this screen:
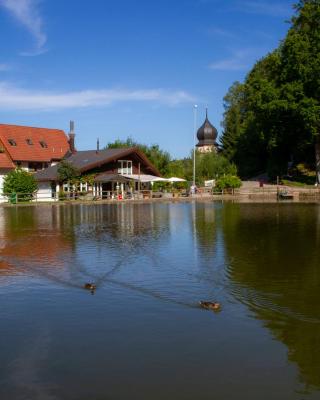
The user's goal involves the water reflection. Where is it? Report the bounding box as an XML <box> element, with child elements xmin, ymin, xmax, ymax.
<box><xmin>222</xmin><ymin>203</ymin><xmax>320</xmax><ymax>392</ymax></box>
<box><xmin>0</xmin><ymin>202</ymin><xmax>320</xmax><ymax>399</ymax></box>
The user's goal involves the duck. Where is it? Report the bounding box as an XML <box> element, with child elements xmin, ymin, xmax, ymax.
<box><xmin>199</xmin><ymin>301</ymin><xmax>221</xmax><ymax>311</ymax></box>
<box><xmin>84</xmin><ymin>283</ymin><xmax>96</xmax><ymax>291</ymax></box>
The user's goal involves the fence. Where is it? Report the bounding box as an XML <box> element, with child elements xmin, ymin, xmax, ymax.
<box><xmin>2</xmin><ymin>186</ymin><xmax>320</xmax><ymax>204</ymax></box>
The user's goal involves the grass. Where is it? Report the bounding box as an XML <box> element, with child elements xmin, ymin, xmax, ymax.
<box><xmin>282</xmin><ymin>179</ymin><xmax>316</xmax><ymax>188</ymax></box>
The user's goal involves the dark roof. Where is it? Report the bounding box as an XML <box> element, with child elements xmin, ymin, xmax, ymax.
<box><xmin>94</xmin><ymin>173</ymin><xmax>130</xmax><ymax>183</ymax></box>
<box><xmin>196</xmin><ymin>109</ymin><xmax>218</xmax><ymax>147</ymax></box>
<box><xmin>35</xmin><ymin>147</ymin><xmax>160</xmax><ymax>181</ymax></box>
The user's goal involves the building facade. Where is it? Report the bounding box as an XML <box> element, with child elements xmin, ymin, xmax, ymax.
<box><xmin>34</xmin><ymin>147</ymin><xmax>161</xmax><ymax>200</ymax></box>
<box><xmin>0</xmin><ymin>123</ymin><xmax>74</xmax><ymax>200</ymax></box>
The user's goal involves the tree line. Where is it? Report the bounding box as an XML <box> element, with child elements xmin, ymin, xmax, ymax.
<box><xmin>105</xmin><ymin>137</ymin><xmax>237</xmax><ymax>185</ymax></box>
<box><xmin>221</xmin><ymin>0</ymin><xmax>320</xmax><ymax>182</ymax></box>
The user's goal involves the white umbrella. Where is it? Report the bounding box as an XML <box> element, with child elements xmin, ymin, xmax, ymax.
<box><xmin>167</xmin><ymin>177</ymin><xmax>186</xmax><ymax>182</ymax></box>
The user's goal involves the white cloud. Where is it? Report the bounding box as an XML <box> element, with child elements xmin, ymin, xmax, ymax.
<box><xmin>209</xmin><ymin>50</ymin><xmax>251</xmax><ymax>71</ymax></box>
<box><xmin>0</xmin><ymin>0</ymin><xmax>46</xmax><ymax>55</ymax></box>
<box><xmin>0</xmin><ymin>82</ymin><xmax>196</xmax><ymax>110</ymax></box>
<box><xmin>207</xmin><ymin>27</ymin><xmax>236</xmax><ymax>39</ymax></box>
<box><xmin>238</xmin><ymin>1</ymin><xmax>291</xmax><ymax>17</ymax></box>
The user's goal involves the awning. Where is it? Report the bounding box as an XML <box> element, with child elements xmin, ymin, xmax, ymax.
<box><xmin>121</xmin><ymin>174</ymin><xmax>168</xmax><ymax>183</ymax></box>
<box><xmin>167</xmin><ymin>177</ymin><xmax>186</xmax><ymax>182</ymax></box>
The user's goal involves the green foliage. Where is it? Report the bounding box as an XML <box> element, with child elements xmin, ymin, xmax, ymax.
<box><xmin>167</xmin><ymin>158</ymin><xmax>193</xmax><ymax>180</ymax></box>
<box><xmin>215</xmin><ymin>175</ymin><xmax>242</xmax><ymax>191</ymax></box>
<box><xmin>106</xmin><ymin>137</ymin><xmax>171</xmax><ymax>175</ymax></box>
<box><xmin>195</xmin><ymin>151</ymin><xmax>237</xmax><ymax>184</ymax></box>
<box><xmin>106</xmin><ymin>137</ymin><xmax>239</xmax><ymax>185</ymax></box>
<box><xmin>3</xmin><ymin>169</ymin><xmax>38</xmax><ymax>201</ymax></box>
<box><xmin>57</xmin><ymin>160</ymin><xmax>80</xmax><ymax>183</ymax></box>
<box><xmin>221</xmin><ymin>0</ymin><xmax>320</xmax><ymax>180</ymax></box>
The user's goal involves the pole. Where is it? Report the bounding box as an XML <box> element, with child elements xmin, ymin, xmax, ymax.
<box><xmin>138</xmin><ymin>162</ymin><xmax>141</xmax><ymax>195</ymax></box>
<box><xmin>193</xmin><ymin>104</ymin><xmax>198</xmax><ymax>187</ymax></box>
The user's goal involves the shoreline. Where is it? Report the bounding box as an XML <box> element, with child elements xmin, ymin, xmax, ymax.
<box><xmin>1</xmin><ymin>194</ymin><xmax>320</xmax><ymax>207</ymax></box>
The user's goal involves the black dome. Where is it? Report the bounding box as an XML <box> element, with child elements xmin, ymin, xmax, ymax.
<box><xmin>196</xmin><ymin>109</ymin><xmax>218</xmax><ymax>147</ymax></box>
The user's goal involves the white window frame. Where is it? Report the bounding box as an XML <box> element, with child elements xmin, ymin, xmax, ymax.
<box><xmin>118</xmin><ymin>160</ymin><xmax>132</xmax><ymax>175</ymax></box>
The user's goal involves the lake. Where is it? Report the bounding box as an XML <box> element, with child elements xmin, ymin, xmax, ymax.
<box><xmin>0</xmin><ymin>201</ymin><xmax>319</xmax><ymax>400</ymax></box>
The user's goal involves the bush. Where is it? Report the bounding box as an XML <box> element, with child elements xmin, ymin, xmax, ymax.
<box><xmin>3</xmin><ymin>169</ymin><xmax>38</xmax><ymax>202</ymax></box>
<box><xmin>215</xmin><ymin>175</ymin><xmax>242</xmax><ymax>192</ymax></box>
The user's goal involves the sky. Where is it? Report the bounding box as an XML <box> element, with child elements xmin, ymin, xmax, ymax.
<box><xmin>0</xmin><ymin>0</ymin><xmax>295</xmax><ymax>158</ymax></box>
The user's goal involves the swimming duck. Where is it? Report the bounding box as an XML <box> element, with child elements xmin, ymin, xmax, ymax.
<box><xmin>84</xmin><ymin>283</ymin><xmax>96</xmax><ymax>291</ymax></box>
<box><xmin>199</xmin><ymin>301</ymin><xmax>221</xmax><ymax>311</ymax></box>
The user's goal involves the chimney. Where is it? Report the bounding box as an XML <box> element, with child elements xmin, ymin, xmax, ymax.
<box><xmin>68</xmin><ymin>120</ymin><xmax>76</xmax><ymax>153</ymax></box>
<box><xmin>96</xmin><ymin>138</ymin><xmax>100</xmax><ymax>153</ymax></box>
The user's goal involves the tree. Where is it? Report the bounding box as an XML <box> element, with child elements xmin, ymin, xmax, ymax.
<box><xmin>195</xmin><ymin>151</ymin><xmax>237</xmax><ymax>183</ymax></box>
<box><xmin>3</xmin><ymin>169</ymin><xmax>38</xmax><ymax>201</ymax></box>
<box><xmin>57</xmin><ymin>160</ymin><xmax>79</xmax><ymax>183</ymax></box>
<box><xmin>221</xmin><ymin>1</ymin><xmax>320</xmax><ymax>181</ymax></box>
<box><xmin>105</xmin><ymin>137</ymin><xmax>171</xmax><ymax>175</ymax></box>
<box><xmin>280</xmin><ymin>0</ymin><xmax>320</xmax><ymax>182</ymax></box>
<box><xmin>221</xmin><ymin>81</ymin><xmax>245</xmax><ymax>162</ymax></box>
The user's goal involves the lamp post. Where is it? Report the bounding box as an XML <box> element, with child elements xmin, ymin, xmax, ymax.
<box><xmin>193</xmin><ymin>104</ymin><xmax>198</xmax><ymax>187</ymax></box>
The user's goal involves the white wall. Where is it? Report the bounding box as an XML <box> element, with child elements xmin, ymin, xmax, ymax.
<box><xmin>36</xmin><ymin>182</ymin><xmax>56</xmax><ymax>202</ymax></box>
<box><xmin>0</xmin><ymin>171</ymin><xmax>7</xmax><ymax>203</ymax></box>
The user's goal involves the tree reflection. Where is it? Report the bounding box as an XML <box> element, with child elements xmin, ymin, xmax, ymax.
<box><xmin>222</xmin><ymin>203</ymin><xmax>320</xmax><ymax>392</ymax></box>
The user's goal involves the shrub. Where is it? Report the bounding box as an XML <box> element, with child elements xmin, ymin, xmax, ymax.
<box><xmin>215</xmin><ymin>175</ymin><xmax>242</xmax><ymax>192</ymax></box>
<box><xmin>3</xmin><ymin>169</ymin><xmax>38</xmax><ymax>202</ymax></box>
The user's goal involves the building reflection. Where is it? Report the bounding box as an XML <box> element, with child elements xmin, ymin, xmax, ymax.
<box><xmin>221</xmin><ymin>203</ymin><xmax>320</xmax><ymax>392</ymax></box>
<box><xmin>0</xmin><ymin>203</ymin><xmax>170</xmax><ymax>278</ymax></box>
<box><xmin>190</xmin><ymin>201</ymin><xmax>217</xmax><ymax>255</ymax></box>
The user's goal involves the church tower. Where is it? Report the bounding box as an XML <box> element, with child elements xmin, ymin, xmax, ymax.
<box><xmin>196</xmin><ymin>109</ymin><xmax>218</xmax><ymax>153</ymax></box>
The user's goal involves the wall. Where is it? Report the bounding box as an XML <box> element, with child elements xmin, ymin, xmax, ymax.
<box><xmin>36</xmin><ymin>182</ymin><xmax>55</xmax><ymax>202</ymax></box>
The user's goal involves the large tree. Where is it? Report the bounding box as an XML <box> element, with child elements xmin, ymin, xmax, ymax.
<box><xmin>281</xmin><ymin>0</ymin><xmax>320</xmax><ymax>182</ymax></box>
<box><xmin>221</xmin><ymin>0</ymin><xmax>320</xmax><ymax>181</ymax></box>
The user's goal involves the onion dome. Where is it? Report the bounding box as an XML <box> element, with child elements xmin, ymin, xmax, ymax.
<box><xmin>196</xmin><ymin>108</ymin><xmax>218</xmax><ymax>147</ymax></box>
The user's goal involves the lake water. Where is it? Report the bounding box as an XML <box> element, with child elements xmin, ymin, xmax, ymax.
<box><xmin>0</xmin><ymin>201</ymin><xmax>319</xmax><ymax>400</ymax></box>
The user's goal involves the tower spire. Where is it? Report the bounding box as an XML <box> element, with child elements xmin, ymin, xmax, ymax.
<box><xmin>205</xmin><ymin>107</ymin><xmax>208</xmax><ymax>119</ymax></box>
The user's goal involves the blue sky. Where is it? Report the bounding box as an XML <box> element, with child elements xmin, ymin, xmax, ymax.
<box><xmin>0</xmin><ymin>0</ymin><xmax>295</xmax><ymax>158</ymax></box>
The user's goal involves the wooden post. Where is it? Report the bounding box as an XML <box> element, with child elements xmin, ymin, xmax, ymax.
<box><xmin>138</xmin><ymin>162</ymin><xmax>141</xmax><ymax>195</ymax></box>
<box><xmin>315</xmin><ymin>134</ymin><xmax>320</xmax><ymax>185</ymax></box>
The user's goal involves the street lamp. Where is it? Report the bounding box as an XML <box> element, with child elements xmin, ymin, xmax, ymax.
<box><xmin>193</xmin><ymin>104</ymin><xmax>198</xmax><ymax>187</ymax></box>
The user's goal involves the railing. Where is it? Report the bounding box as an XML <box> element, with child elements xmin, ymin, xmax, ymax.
<box><xmin>2</xmin><ymin>186</ymin><xmax>320</xmax><ymax>204</ymax></box>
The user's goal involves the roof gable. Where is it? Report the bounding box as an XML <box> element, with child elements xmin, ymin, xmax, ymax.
<box><xmin>35</xmin><ymin>147</ymin><xmax>161</xmax><ymax>181</ymax></box>
<box><xmin>0</xmin><ymin>124</ymin><xmax>70</xmax><ymax>162</ymax></box>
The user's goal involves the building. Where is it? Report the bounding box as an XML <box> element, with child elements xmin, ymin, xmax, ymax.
<box><xmin>196</xmin><ymin>109</ymin><xmax>219</xmax><ymax>153</ymax></box>
<box><xmin>34</xmin><ymin>146</ymin><xmax>162</xmax><ymax>200</ymax></box>
<box><xmin>0</xmin><ymin>122</ymin><xmax>74</xmax><ymax>199</ymax></box>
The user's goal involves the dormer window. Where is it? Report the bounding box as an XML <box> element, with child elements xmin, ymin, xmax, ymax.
<box><xmin>39</xmin><ymin>140</ymin><xmax>48</xmax><ymax>148</ymax></box>
<box><xmin>26</xmin><ymin>138</ymin><xmax>33</xmax><ymax>145</ymax></box>
<box><xmin>8</xmin><ymin>139</ymin><xmax>17</xmax><ymax>146</ymax></box>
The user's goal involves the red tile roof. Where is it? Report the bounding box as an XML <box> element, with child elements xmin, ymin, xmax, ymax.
<box><xmin>0</xmin><ymin>152</ymin><xmax>15</xmax><ymax>169</ymax></box>
<box><xmin>0</xmin><ymin>124</ymin><xmax>70</xmax><ymax>162</ymax></box>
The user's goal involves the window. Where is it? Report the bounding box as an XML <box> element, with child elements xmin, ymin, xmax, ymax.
<box><xmin>39</xmin><ymin>140</ymin><xmax>48</xmax><ymax>148</ymax></box>
<box><xmin>8</xmin><ymin>139</ymin><xmax>17</xmax><ymax>146</ymax></box>
<box><xmin>28</xmin><ymin>162</ymin><xmax>43</xmax><ymax>171</ymax></box>
<box><xmin>26</xmin><ymin>138</ymin><xmax>33</xmax><ymax>145</ymax></box>
<box><xmin>118</xmin><ymin>160</ymin><xmax>132</xmax><ymax>175</ymax></box>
